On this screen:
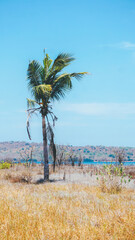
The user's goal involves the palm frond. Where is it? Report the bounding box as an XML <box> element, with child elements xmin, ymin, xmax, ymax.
<box><xmin>26</xmin><ymin>107</ymin><xmax>41</xmax><ymax>140</ymax></box>
<box><xmin>45</xmin><ymin>54</ymin><xmax>88</xmax><ymax>86</ymax></box>
<box><xmin>40</xmin><ymin>66</ymin><xmax>46</xmax><ymax>84</ymax></box>
<box><xmin>51</xmin><ymin>85</ymin><xmax>70</xmax><ymax>100</ymax></box>
<box><xmin>50</xmin><ymin>72</ymin><xmax>89</xmax><ymax>101</ymax></box>
<box><xmin>26</xmin><ymin>98</ymin><xmax>37</xmax><ymax>108</ymax></box>
<box><xmin>54</xmin><ymin>73</ymin><xmax>72</xmax><ymax>85</ymax></box>
<box><xmin>27</xmin><ymin>60</ymin><xmax>42</xmax><ymax>88</ymax></box>
<box><xmin>51</xmin><ymin>53</ymin><xmax>75</xmax><ymax>71</ymax></box>
<box><xmin>70</xmin><ymin>72</ymin><xmax>88</xmax><ymax>80</ymax></box>
<box><xmin>43</xmin><ymin>54</ymin><xmax>53</xmax><ymax>81</ymax></box>
<box><xmin>51</xmin><ymin>74</ymin><xmax>72</xmax><ymax>100</ymax></box>
<box><xmin>45</xmin><ymin>54</ymin><xmax>72</xmax><ymax>85</ymax></box>
<box><xmin>44</xmin><ymin>54</ymin><xmax>53</xmax><ymax>68</ymax></box>
<box><xmin>45</xmin><ymin>71</ymin><xmax>59</xmax><ymax>85</ymax></box>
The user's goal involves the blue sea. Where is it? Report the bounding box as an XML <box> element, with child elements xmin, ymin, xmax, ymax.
<box><xmin>14</xmin><ymin>159</ymin><xmax>135</xmax><ymax>166</ymax></box>
<box><xmin>16</xmin><ymin>159</ymin><xmax>135</xmax><ymax>166</ymax></box>
<box><xmin>82</xmin><ymin>160</ymin><xmax>135</xmax><ymax>166</ymax></box>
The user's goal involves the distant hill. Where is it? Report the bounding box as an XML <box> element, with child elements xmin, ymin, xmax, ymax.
<box><xmin>0</xmin><ymin>141</ymin><xmax>43</xmax><ymax>161</ymax></box>
<box><xmin>0</xmin><ymin>141</ymin><xmax>135</xmax><ymax>162</ymax></box>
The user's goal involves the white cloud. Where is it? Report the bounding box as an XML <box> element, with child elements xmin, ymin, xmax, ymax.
<box><xmin>56</xmin><ymin>102</ymin><xmax>135</xmax><ymax>118</ymax></box>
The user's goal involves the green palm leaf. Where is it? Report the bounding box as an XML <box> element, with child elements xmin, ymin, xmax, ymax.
<box><xmin>52</xmin><ymin>53</ymin><xmax>75</xmax><ymax>69</ymax></box>
<box><xmin>27</xmin><ymin>60</ymin><xmax>42</xmax><ymax>89</ymax></box>
<box><xmin>26</xmin><ymin>98</ymin><xmax>37</xmax><ymax>108</ymax></box>
<box><xmin>70</xmin><ymin>72</ymin><xmax>88</xmax><ymax>80</ymax></box>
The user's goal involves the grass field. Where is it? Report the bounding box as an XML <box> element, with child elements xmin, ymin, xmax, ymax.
<box><xmin>0</xmin><ymin>165</ymin><xmax>134</xmax><ymax>239</ymax></box>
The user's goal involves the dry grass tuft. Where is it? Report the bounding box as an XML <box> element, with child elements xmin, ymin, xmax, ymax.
<box><xmin>9</xmin><ymin>173</ymin><xmax>32</xmax><ymax>183</ymax></box>
<box><xmin>99</xmin><ymin>176</ymin><xmax>122</xmax><ymax>194</ymax></box>
<box><xmin>128</xmin><ymin>171</ymin><xmax>135</xmax><ymax>179</ymax></box>
<box><xmin>3</xmin><ymin>168</ymin><xmax>32</xmax><ymax>184</ymax></box>
<box><xmin>125</xmin><ymin>166</ymin><xmax>135</xmax><ymax>179</ymax></box>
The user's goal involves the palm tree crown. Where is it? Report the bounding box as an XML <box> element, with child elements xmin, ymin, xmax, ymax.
<box><xmin>27</xmin><ymin>52</ymin><xmax>87</xmax><ymax>111</ymax></box>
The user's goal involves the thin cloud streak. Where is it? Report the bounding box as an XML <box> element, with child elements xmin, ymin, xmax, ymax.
<box><xmin>56</xmin><ymin>121</ymin><xmax>89</xmax><ymax>127</ymax></box>
<box><xmin>119</xmin><ymin>41</ymin><xmax>135</xmax><ymax>49</ymax></box>
<box><xmin>102</xmin><ymin>41</ymin><xmax>135</xmax><ymax>50</ymax></box>
<box><xmin>56</xmin><ymin>103</ymin><xmax>135</xmax><ymax>117</ymax></box>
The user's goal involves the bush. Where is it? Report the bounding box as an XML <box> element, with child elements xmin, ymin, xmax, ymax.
<box><xmin>5</xmin><ymin>171</ymin><xmax>32</xmax><ymax>184</ymax></box>
<box><xmin>97</xmin><ymin>164</ymin><xmax>132</xmax><ymax>194</ymax></box>
<box><xmin>0</xmin><ymin>162</ymin><xmax>11</xmax><ymax>169</ymax></box>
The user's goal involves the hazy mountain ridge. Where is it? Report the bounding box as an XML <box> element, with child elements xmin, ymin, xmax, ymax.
<box><xmin>0</xmin><ymin>141</ymin><xmax>135</xmax><ymax>162</ymax></box>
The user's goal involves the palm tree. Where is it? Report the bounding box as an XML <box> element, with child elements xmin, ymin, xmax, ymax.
<box><xmin>26</xmin><ymin>51</ymin><xmax>88</xmax><ymax>181</ymax></box>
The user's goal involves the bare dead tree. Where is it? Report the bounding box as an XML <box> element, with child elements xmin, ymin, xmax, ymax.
<box><xmin>78</xmin><ymin>154</ymin><xmax>83</xmax><ymax>166</ymax></box>
<box><xmin>56</xmin><ymin>146</ymin><xmax>65</xmax><ymax>166</ymax></box>
<box><xmin>114</xmin><ymin>149</ymin><xmax>126</xmax><ymax>165</ymax></box>
<box><xmin>67</xmin><ymin>150</ymin><xmax>77</xmax><ymax>167</ymax></box>
<box><xmin>19</xmin><ymin>146</ymin><xmax>35</xmax><ymax>167</ymax></box>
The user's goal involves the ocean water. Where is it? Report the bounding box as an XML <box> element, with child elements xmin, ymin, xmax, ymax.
<box><xmin>14</xmin><ymin>159</ymin><xmax>135</xmax><ymax>166</ymax></box>
<box><xmin>82</xmin><ymin>160</ymin><xmax>135</xmax><ymax>166</ymax></box>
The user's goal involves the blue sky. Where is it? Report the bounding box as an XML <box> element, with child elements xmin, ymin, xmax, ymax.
<box><xmin>0</xmin><ymin>0</ymin><xmax>135</xmax><ymax>146</ymax></box>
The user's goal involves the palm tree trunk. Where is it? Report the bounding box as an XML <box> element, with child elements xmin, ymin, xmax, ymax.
<box><xmin>42</xmin><ymin>115</ymin><xmax>49</xmax><ymax>181</ymax></box>
<box><xmin>52</xmin><ymin>144</ymin><xmax>56</xmax><ymax>172</ymax></box>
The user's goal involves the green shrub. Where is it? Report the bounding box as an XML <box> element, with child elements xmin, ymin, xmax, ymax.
<box><xmin>0</xmin><ymin>162</ymin><xmax>11</xmax><ymax>169</ymax></box>
<box><xmin>97</xmin><ymin>164</ymin><xmax>132</xmax><ymax>194</ymax></box>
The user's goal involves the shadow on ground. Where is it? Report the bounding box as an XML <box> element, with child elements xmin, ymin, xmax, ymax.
<box><xmin>35</xmin><ymin>178</ymin><xmax>64</xmax><ymax>184</ymax></box>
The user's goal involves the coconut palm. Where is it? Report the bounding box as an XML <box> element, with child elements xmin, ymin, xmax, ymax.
<box><xmin>26</xmin><ymin>51</ymin><xmax>88</xmax><ymax>181</ymax></box>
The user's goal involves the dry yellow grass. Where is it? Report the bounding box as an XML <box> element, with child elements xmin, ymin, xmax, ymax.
<box><xmin>0</xmin><ymin>167</ymin><xmax>135</xmax><ymax>239</ymax></box>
